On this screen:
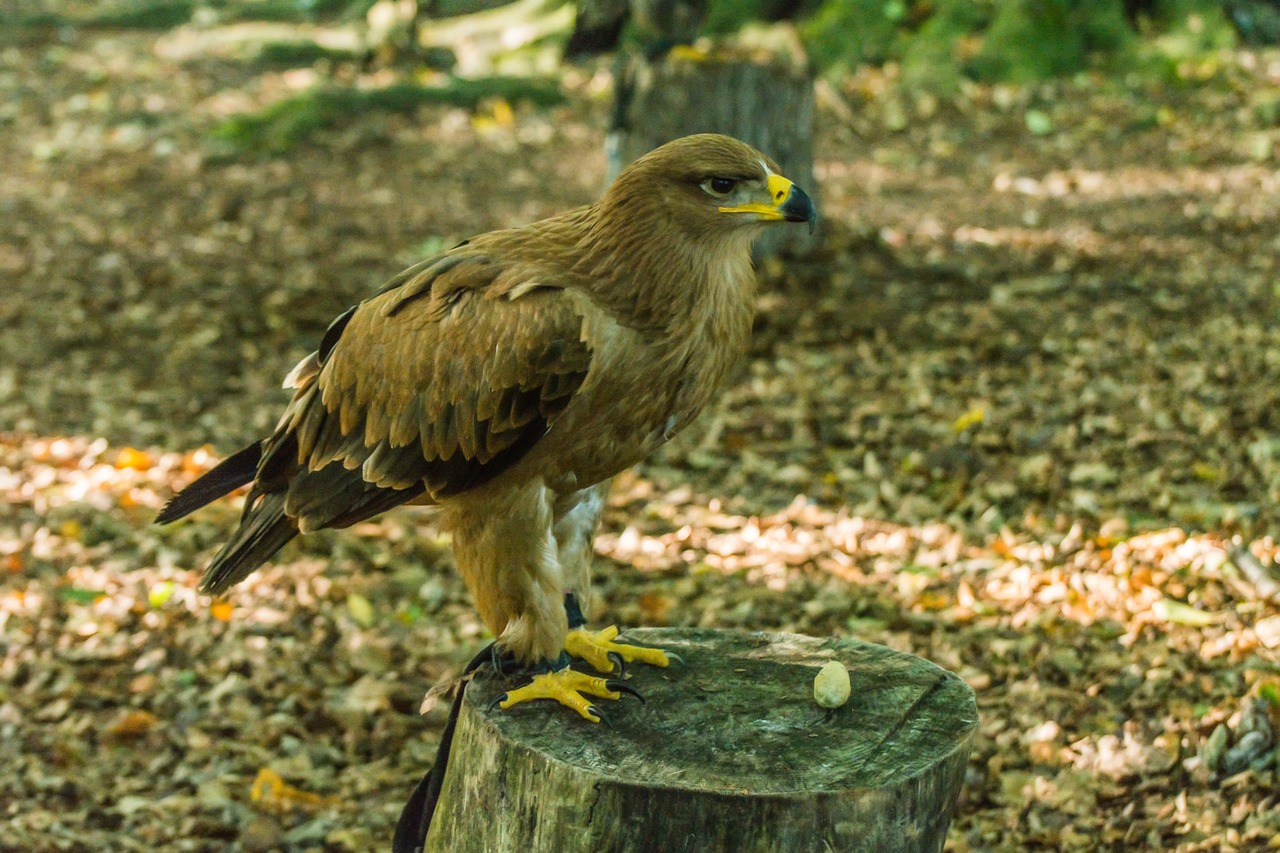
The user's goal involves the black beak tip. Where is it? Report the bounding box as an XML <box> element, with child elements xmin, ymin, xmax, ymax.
<box><xmin>780</xmin><ymin>184</ymin><xmax>817</xmax><ymax>235</ymax></box>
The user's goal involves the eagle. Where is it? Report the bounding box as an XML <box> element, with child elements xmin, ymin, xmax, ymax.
<box><xmin>158</xmin><ymin>134</ymin><xmax>816</xmax><ymax>721</ymax></box>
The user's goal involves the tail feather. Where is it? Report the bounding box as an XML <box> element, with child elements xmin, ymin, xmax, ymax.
<box><xmin>156</xmin><ymin>441</ymin><xmax>263</xmax><ymax>524</ymax></box>
<box><xmin>198</xmin><ymin>492</ymin><xmax>298</xmax><ymax>594</ymax></box>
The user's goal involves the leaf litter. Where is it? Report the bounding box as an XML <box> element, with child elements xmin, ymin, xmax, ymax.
<box><xmin>3</xmin><ymin>25</ymin><xmax>1280</xmax><ymax>852</ymax></box>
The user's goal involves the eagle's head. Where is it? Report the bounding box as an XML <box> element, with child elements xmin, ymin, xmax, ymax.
<box><xmin>600</xmin><ymin>134</ymin><xmax>817</xmax><ymax>246</ymax></box>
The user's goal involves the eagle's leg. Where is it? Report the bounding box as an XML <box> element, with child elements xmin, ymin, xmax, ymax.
<box><xmin>553</xmin><ymin>483</ymin><xmax>672</xmax><ymax>676</ymax></box>
<box><xmin>447</xmin><ymin>482</ymin><xmax>641</xmax><ymax>722</ymax></box>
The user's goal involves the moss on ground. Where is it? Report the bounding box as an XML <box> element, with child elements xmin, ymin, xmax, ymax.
<box><xmin>210</xmin><ymin>78</ymin><xmax>564</xmax><ymax>156</ymax></box>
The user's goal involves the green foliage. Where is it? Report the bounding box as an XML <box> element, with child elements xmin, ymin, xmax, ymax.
<box><xmin>252</xmin><ymin>40</ymin><xmax>364</xmax><ymax>69</ymax></box>
<box><xmin>704</xmin><ymin>0</ymin><xmax>770</xmax><ymax>36</ymax></box>
<box><xmin>970</xmin><ymin>0</ymin><xmax>1132</xmax><ymax>82</ymax></box>
<box><xmin>800</xmin><ymin>0</ymin><xmax>1239</xmax><ymax>87</ymax></box>
<box><xmin>215</xmin><ymin>0</ymin><xmax>373</xmax><ymax>23</ymax></box>
<box><xmin>59</xmin><ymin>587</ymin><xmax>107</xmax><ymax>605</ymax></box>
<box><xmin>219</xmin><ymin>0</ymin><xmax>314</xmax><ymax>22</ymax></box>
<box><xmin>1227</xmin><ymin>0</ymin><xmax>1280</xmax><ymax>46</ymax></box>
<box><xmin>210</xmin><ymin>78</ymin><xmax>564</xmax><ymax>156</ymax></box>
<box><xmin>0</xmin><ymin>11</ymin><xmax>70</xmax><ymax>28</ymax></box>
<box><xmin>212</xmin><ymin>93</ymin><xmax>331</xmax><ymax>157</ymax></box>
<box><xmin>82</xmin><ymin>0</ymin><xmax>195</xmax><ymax>29</ymax></box>
<box><xmin>802</xmin><ymin>0</ymin><xmax>909</xmax><ymax>73</ymax></box>
<box><xmin>0</xmin><ymin>0</ymin><xmax>369</xmax><ymax>29</ymax></box>
<box><xmin>704</xmin><ymin>0</ymin><xmax>748</xmax><ymax>34</ymax></box>
<box><xmin>1151</xmin><ymin>0</ymin><xmax>1236</xmax><ymax>31</ymax></box>
<box><xmin>1136</xmin><ymin>0</ymin><xmax>1239</xmax><ymax>82</ymax></box>
<box><xmin>899</xmin><ymin>0</ymin><xmax>989</xmax><ymax>94</ymax></box>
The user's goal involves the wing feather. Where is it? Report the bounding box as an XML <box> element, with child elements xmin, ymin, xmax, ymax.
<box><xmin>293</xmin><ymin>387</ymin><xmax>324</xmax><ymax>461</ymax></box>
<box><xmin>453</xmin><ymin>395</ymin><xmax>479</xmax><ymax>459</ymax></box>
<box><xmin>299</xmin><ymin>250</ymin><xmax>591</xmax><ymax>507</ymax></box>
<box><xmin>309</xmin><ymin>407</ymin><xmax>348</xmax><ymax>470</ymax></box>
<box><xmin>437</xmin><ymin>404</ymin><xmax>459</xmax><ymax>460</ymax></box>
<box><xmin>189</xmin><ymin>247</ymin><xmax>593</xmax><ymax>591</ymax></box>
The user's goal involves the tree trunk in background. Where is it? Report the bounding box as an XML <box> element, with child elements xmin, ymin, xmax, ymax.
<box><xmin>424</xmin><ymin>628</ymin><xmax>977</xmax><ymax>853</ymax></box>
<box><xmin>609</xmin><ymin>45</ymin><xmax>818</xmax><ymax>259</ymax></box>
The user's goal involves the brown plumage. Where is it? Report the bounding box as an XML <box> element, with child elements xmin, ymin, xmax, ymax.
<box><xmin>160</xmin><ymin>133</ymin><xmax>815</xmax><ymax>673</ymax></box>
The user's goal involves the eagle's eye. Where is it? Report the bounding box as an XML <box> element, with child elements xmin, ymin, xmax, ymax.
<box><xmin>703</xmin><ymin>177</ymin><xmax>738</xmax><ymax>196</ymax></box>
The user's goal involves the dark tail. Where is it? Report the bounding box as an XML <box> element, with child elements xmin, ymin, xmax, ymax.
<box><xmin>156</xmin><ymin>440</ymin><xmax>298</xmax><ymax>593</ymax></box>
<box><xmin>156</xmin><ymin>441</ymin><xmax>262</xmax><ymax>524</ymax></box>
<box><xmin>198</xmin><ymin>492</ymin><xmax>298</xmax><ymax>594</ymax></box>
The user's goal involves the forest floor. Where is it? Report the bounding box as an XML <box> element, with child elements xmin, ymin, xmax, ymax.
<box><xmin>4</xmin><ymin>15</ymin><xmax>1280</xmax><ymax>852</ymax></box>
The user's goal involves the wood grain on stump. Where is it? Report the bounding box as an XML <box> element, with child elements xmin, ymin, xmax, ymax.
<box><xmin>424</xmin><ymin>629</ymin><xmax>977</xmax><ymax>853</ymax></box>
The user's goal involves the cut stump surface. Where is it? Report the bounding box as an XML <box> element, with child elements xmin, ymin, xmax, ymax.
<box><xmin>425</xmin><ymin>628</ymin><xmax>978</xmax><ymax>853</ymax></box>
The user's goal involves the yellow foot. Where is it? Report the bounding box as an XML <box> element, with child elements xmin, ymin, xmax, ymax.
<box><xmin>563</xmin><ymin>625</ymin><xmax>672</xmax><ymax>675</ymax></box>
<box><xmin>489</xmin><ymin>667</ymin><xmax>640</xmax><ymax>723</ymax></box>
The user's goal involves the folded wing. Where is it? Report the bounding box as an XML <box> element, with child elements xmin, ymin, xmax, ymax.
<box><xmin>163</xmin><ymin>250</ymin><xmax>593</xmax><ymax>594</ymax></box>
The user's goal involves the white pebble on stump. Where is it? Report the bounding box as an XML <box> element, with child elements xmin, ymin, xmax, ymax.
<box><xmin>423</xmin><ymin>628</ymin><xmax>978</xmax><ymax>853</ymax></box>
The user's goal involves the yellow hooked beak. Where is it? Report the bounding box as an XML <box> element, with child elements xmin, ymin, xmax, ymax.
<box><xmin>719</xmin><ymin>174</ymin><xmax>817</xmax><ymax>234</ymax></box>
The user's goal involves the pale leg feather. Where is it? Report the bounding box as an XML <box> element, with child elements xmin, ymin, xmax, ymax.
<box><xmin>442</xmin><ymin>480</ymin><xmax>566</xmax><ymax>664</ymax></box>
<box><xmin>552</xmin><ymin>480</ymin><xmax>610</xmax><ymax>617</ymax></box>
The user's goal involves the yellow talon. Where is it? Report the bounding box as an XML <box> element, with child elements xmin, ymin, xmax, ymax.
<box><xmin>494</xmin><ymin>668</ymin><xmax>626</xmax><ymax>723</ymax></box>
<box><xmin>488</xmin><ymin>622</ymin><xmax>668</xmax><ymax>722</ymax></box>
<box><xmin>564</xmin><ymin>625</ymin><xmax>671</xmax><ymax>674</ymax></box>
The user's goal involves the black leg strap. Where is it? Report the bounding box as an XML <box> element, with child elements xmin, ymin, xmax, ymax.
<box><xmin>392</xmin><ymin>642</ymin><xmax>495</xmax><ymax>853</ymax></box>
<box><xmin>564</xmin><ymin>592</ymin><xmax>587</xmax><ymax>630</ymax></box>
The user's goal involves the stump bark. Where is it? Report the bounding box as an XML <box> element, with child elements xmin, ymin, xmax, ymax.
<box><xmin>608</xmin><ymin>47</ymin><xmax>819</xmax><ymax>259</ymax></box>
<box><xmin>424</xmin><ymin>628</ymin><xmax>977</xmax><ymax>853</ymax></box>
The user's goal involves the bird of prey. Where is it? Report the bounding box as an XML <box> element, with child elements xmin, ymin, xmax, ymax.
<box><xmin>158</xmin><ymin>134</ymin><xmax>816</xmax><ymax>721</ymax></box>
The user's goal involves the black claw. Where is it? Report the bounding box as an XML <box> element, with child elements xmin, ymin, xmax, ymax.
<box><xmin>607</xmin><ymin>651</ymin><xmax>626</xmax><ymax>677</ymax></box>
<box><xmin>487</xmin><ymin>692</ymin><xmax>509</xmax><ymax>712</ymax></box>
<box><xmin>588</xmin><ymin>705</ymin><xmax>612</xmax><ymax>727</ymax></box>
<box><xmin>607</xmin><ymin>679</ymin><xmax>644</xmax><ymax>703</ymax></box>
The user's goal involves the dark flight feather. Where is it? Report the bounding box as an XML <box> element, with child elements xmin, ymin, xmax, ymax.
<box><xmin>155</xmin><ymin>441</ymin><xmax>261</xmax><ymax>524</ymax></box>
<box><xmin>198</xmin><ymin>492</ymin><xmax>297</xmax><ymax>594</ymax></box>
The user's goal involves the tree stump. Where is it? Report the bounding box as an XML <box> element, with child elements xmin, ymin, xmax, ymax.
<box><xmin>424</xmin><ymin>628</ymin><xmax>977</xmax><ymax>853</ymax></box>
<box><xmin>608</xmin><ymin>46</ymin><xmax>819</xmax><ymax>259</ymax></box>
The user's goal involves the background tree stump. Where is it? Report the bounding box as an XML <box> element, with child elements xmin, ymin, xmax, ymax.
<box><xmin>608</xmin><ymin>46</ymin><xmax>819</xmax><ymax>259</ymax></box>
<box><xmin>424</xmin><ymin>628</ymin><xmax>977</xmax><ymax>853</ymax></box>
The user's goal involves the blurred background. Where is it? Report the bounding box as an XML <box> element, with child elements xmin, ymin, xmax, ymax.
<box><xmin>3</xmin><ymin>1</ymin><xmax>1280</xmax><ymax>850</ymax></box>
